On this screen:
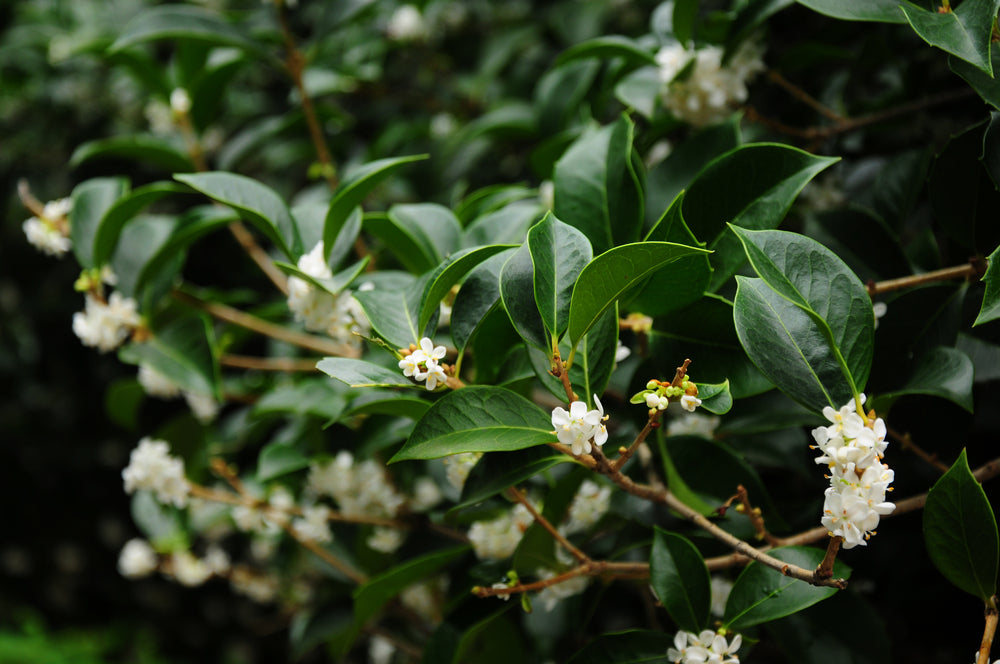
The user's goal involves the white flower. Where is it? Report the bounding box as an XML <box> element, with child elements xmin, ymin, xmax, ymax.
<box><xmin>369</xmin><ymin>635</ymin><xmax>396</xmax><ymax>664</ymax></box>
<box><xmin>73</xmin><ymin>291</ymin><xmax>141</xmax><ymax>352</ymax></box>
<box><xmin>204</xmin><ymin>545</ymin><xmax>231</xmax><ymax>574</ymax></box>
<box><xmin>667</xmin><ymin>412</ymin><xmax>720</xmax><ymax>438</ymax></box>
<box><xmin>170</xmin><ymin>550</ymin><xmax>212</xmax><ymax>587</ymax></box>
<box><xmin>117</xmin><ymin>538</ymin><xmax>158</xmax><ymax>578</ymax></box>
<box><xmin>23</xmin><ymin>197</ymin><xmax>72</xmax><ymax>257</ymax></box>
<box><xmin>656</xmin><ymin>42</ymin><xmax>692</xmax><ymax>84</ymax></box>
<box><xmin>535</xmin><ymin>568</ymin><xmax>589</xmax><ymax>611</ymax></box>
<box><xmin>551</xmin><ymin>395</ymin><xmax>608</xmax><ymax>455</ymax></box>
<box><xmin>399</xmin><ymin>337</ymin><xmax>449</xmax><ymax>389</ymax></box>
<box><xmin>306</xmin><ymin>452</ymin><xmax>405</xmax><ymax>519</ymax></box>
<box><xmin>292</xmin><ymin>504</ymin><xmax>333</xmax><ymax>543</ymax></box>
<box><xmin>561</xmin><ymin>480</ymin><xmax>611</xmax><ymax>536</ymax></box>
<box><xmin>286</xmin><ymin>242</ymin><xmax>369</xmax><ymax>347</ymax></box>
<box><xmin>387</xmin><ymin>4</ymin><xmax>428</xmax><ymax>41</ymax></box>
<box><xmin>491</xmin><ymin>579</ymin><xmax>513</xmax><ymax>601</ymax></box>
<box><xmin>183</xmin><ymin>391</ymin><xmax>219</xmax><ymax>423</ymax></box>
<box><xmin>443</xmin><ymin>452</ymin><xmax>482</xmax><ymax>491</ymax></box>
<box><xmin>680</xmin><ymin>394</ymin><xmax>702</xmax><ymax>412</ymax></box>
<box><xmin>668</xmin><ymin>629</ymin><xmax>742</xmax><ymax>664</ymax></box>
<box><xmin>646</xmin><ymin>392</ymin><xmax>669</xmax><ymax>410</ymax></box>
<box><xmin>658</xmin><ymin>41</ymin><xmax>764</xmax><ymax>127</ymax></box>
<box><xmin>230</xmin><ymin>565</ymin><xmax>279</xmax><ymax>603</ymax></box>
<box><xmin>615</xmin><ymin>340</ymin><xmax>632</xmax><ymax>363</ymax></box>
<box><xmin>409</xmin><ymin>476</ymin><xmax>444</xmax><ymax>512</ymax></box>
<box><xmin>873</xmin><ymin>301</ymin><xmax>887</xmax><ymax>329</ymax></box>
<box><xmin>367</xmin><ymin>526</ymin><xmax>405</xmax><ymax>553</ymax></box>
<box><xmin>122</xmin><ymin>437</ymin><xmax>190</xmax><ymax>508</ymax></box>
<box><xmin>170</xmin><ymin>88</ymin><xmax>191</xmax><ymax>115</ymax></box>
<box><xmin>138</xmin><ymin>364</ymin><xmax>182</xmax><ymax>399</ymax></box>
<box><xmin>400</xmin><ymin>577</ymin><xmax>446</xmax><ymax>623</ymax></box>
<box><xmin>710</xmin><ymin>576</ymin><xmax>733</xmax><ymax>617</ymax></box>
<box><xmin>423</xmin><ymin>361</ymin><xmax>448</xmax><ymax>390</ymax></box>
<box><xmin>468</xmin><ymin>504</ymin><xmax>533</xmax><ymax>560</ymax></box>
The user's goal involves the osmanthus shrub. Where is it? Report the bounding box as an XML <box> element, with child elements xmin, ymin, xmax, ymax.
<box><xmin>17</xmin><ymin>0</ymin><xmax>1000</xmax><ymax>661</ymax></box>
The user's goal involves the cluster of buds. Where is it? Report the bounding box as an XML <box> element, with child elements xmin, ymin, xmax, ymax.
<box><xmin>631</xmin><ymin>376</ymin><xmax>701</xmax><ymax>413</ymax></box>
<box><xmin>399</xmin><ymin>337</ymin><xmax>452</xmax><ymax>390</ymax></box>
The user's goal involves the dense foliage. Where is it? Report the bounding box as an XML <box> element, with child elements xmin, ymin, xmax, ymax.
<box><xmin>7</xmin><ymin>0</ymin><xmax>1000</xmax><ymax>662</ymax></box>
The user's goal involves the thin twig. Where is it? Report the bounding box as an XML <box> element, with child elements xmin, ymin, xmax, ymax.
<box><xmin>889</xmin><ymin>425</ymin><xmax>950</xmax><ymax>474</ymax></box>
<box><xmin>814</xmin><ymin>535</ymin><xmax>842</xmax><ymax>580</ymax></box>
<box><xmin>867</xmin><ymin>262</ymin><xmax>983</xmax><ymax>296</ymax></box>
<box><xmin>219</xmin><ymin>354</ymin><xmax>321</xmax><ymax>372</ymax></box>
<box><xmin>472</xmin><ymin>560</ymin><xmax>649</xmax><ymax>598</ymax></box>
<box><xmin>507</xmin><ymin>486</ymin><xmax>590</xmax><ymax>564</ymax></box>
<box><xmin>227</xmin><ymin>222</ymin><xmax>290</xmax><ymax>295</ymax></box>
<box><xmin>978</xmin><ymin>597</ymin><xmax>999</xmax><ymax>664</ymax></box>
<box><xmin>767</xmin><ymin>70</ymin><xmax>845</xmax><ymax>122</ymax></box>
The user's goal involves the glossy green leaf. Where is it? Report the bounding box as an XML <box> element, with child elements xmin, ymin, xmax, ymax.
<box><xmin>553</xmin><ymin>115</ymin><xmax>643</xmax><ymax>254</ymax></box>
<box><xmin>554</xmin><ymin>35</ymin><xmax>658</xmax><ymax>68</ymax></box>
<box><xmin>419</xmin><ymin>245</ymin><xmax>514</xmax><ymax>332</ymax></box>
<box><xmin>388</xmin><ymin>204</ymin><xmax>462</xmax><ymax>270</ymax></box>
<box><xmin>696</xmin><ymin>380</ymin><xmax>733</xmax><ymax>415</ymax></box>
<box><xmin>723</xmin><ymin>546</ymin><xmax>851</xmax><ymax>630</ymax></box>
<box><xmin>794</xmin><ymin>0</ymin><xmax>906</xmax><ymax>23</ymax></box>
<box><xmin>463</xmin><ymin>200</ymin><xmax>544</xmax><ymax>248</ymax></box>
<box><xmin>566</xmin><ymin>630</ymin><xmax>676</xmax><ymax>664</ymax></box>
<box><xmin>900</xmin><ymin>0</ymin><xmax>999</xmax><ymax>75</ymax></box>
<box><xmin>975</xmin><ymin>244</ymin><xmax>1000</xmax><ymax>326</ymax></box>
<box><xmin>456</xmin><ymin>446</ymin><xmax>572</xmax><ymax>510</ymax></box>
<box><xmin>870</xmin><ymin>346</ymin><xmax>974</xmax><ymax>413</ymax></box>
<box><xmin>71</xmin><ymin>177</ymin><xmax>130</xmax><ymax>269</ymax></box>
<box><xmin>343</xmin><ymin>391</ymin><xmax>430</xmax><ymax>421</ymax></box>
<box><xmin>352</xmin><ymin>545</ymin><xmax>469</xmax><ymax>632</ymax></box>
<box><xmin>317</xmin><ymin>358</ymin><xmax>415</xmax><ymax>388</ymax></box>
<box><xmin>112</xmin><ymin>214</ymin><xmax>181</xmax><ymax>300</ymax></box>
<box><xmin>566</xmin><ymin>242</ymin><xmax>709</xmax><ymax>360</ymax></box>
<box><xmin>254</xmin><ymin>379</ymin><xmax>347</xmax><ymax>420</ymax></box>
<box><xmin>452</xmin><ymin>250</ymin><xmax>515</xmax><ymax>353</ymax></box>
<box><xmin>527</xmin><ymin>212</ymin><xmax>593</xmax><ymax>340</ymax></box>
<box><xmin>657</xmin><ymin>433</ymin><xmax>715</xmax><ymax>516</ymax></box>
<box><xmin>390</xmin><ymin>387</ymin><xmax>554</xmax><ymax>462</ymax></box>
<box><xmin>682</xmin><ymin>144</ymin><xmax>838</xmax><ymax>292</ymax></box>
<box><xmin>92</xmin><ymin>182</ymin><xmax>187</xmax><ymax>267</ymax></box>
<box><xmin>70</xmin><ymin>135</ymin><xmax>195</xmax><ymax>173</ymax></box>
<box><xmin>614</xmin><ymin>66</ymin><xmax>660</xmax><ymax>119</ymax></box>
<box><xmin>274</xmin><ymin>257</ymin><xmax>369</xmax><ymax>296</ymax></box>
<box><xmin>734</xmin><ymin>276</ymin><xmax>855</xmax><ymax>412</ymax></box>
<box><xmin>322</xmin><ymin>155</ymin><xmax>428</xmax><ymax>262</ymax></box>
<box><xmin>731</xmin><ymin>226</ymin><xmax>874</xmax><ymax>401</ymax></box>
<box><xmin>257</xmin><ymin>442</ymin><xmax>311</xmax><ymax>482</ymax></box>
<box><xmin>650</xmin><ymin>528</ymin><xmax>711</xmax><ymax>633</ymax></box>
<box><xmin>110</xmin><ymin>4</ymin><xmax>266</xmax><ymax>56</ymax></box>
<box><xmin>924</xmin><ymin>448</ymin><xmax>999</xmax><ymax>600</ymax></box>
<box><xmin>134</xmin><ymin>207</ymin><xmax>238</xmax><ymax>295</ymax></box>
<box><xmin>175</xmin><ymin>172</ymin><xmax>300</xmax><ymax>259</ymax></box>
<box><xmin>293</xmin><ymin>203</ymin><xmax>361</xmax><ymax>267</ymax></box>
<box><xmin>500</xmin><ymin>244</ymin><xmax>550</xmax><ymax>352</ymax></box>
<box><xmin>951</xmin><ymin>51</ymin><xmax>1000</xmax><ymax>111</ymax></box>
<box><xmin>118</xmin><ymin>314</ymin><xmax>218</xmax><ymax>399</ymax></box>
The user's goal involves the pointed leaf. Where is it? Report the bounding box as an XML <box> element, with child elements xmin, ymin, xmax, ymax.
<box><xmin>924</xmin><ymin>448</ymin><xmax>999</xmax><ymax>600</ymax></box>
<box><xmin>554</xmin><ymin>35</ymin><xmax>658</xmax><ymax>67</ymax></box>
<box><xmin>723</xmin><ymin>546</ymin><xmax>851</xmax><ymax>630</ymax></box>
<box><xmin>70</xmin><ymin>135</ymin><xmax>195</xmax><ymax>173</ymax></box>
<box><xmin>317</xmin><ymin>358</ymin><xmax>414</xmax><ymax>388</ymax></box>
<box><xmin>794</xmin><ymin>0</ymin><xmax>906</xmax><ymax>22</ymax></box>
<box><xmin>650</xmin><ymin>528</ymin><xmax>711</xmax><ymax>632</ymax></box>
<box><xmin>456</xmin><ymin>447</ymin><xmax>572</xmax><ymax>510</ymax></box>
<box><xmin>419</xmin><ymin>245</ymin><xmax>515</xmax><ymax>332</ymax></box>
<box><xmin>390</xmin><ymin>387</ymin><xmax>554</xmax><ymax>462</ymax></box>
<box><xmin>353</xmin><ymin>273</ymin><xmax>431</xmax><ymax>348</ymax></box>
<box><xmin>527</xmin><ymin>212</ymin><xmax>593</xmax><ymax>339</ymax></box>
<box><xmin>118</xmin><ymin>314</ymin><xmax>218</xmax><ymax>399</ymax></box>
<box><xmin>323</xmin><ymin>155</ymin><xmax>428</xmax><ymax>262</ymax></box>
<box><xmin>257</xmin><ymin>442</ymin><xmax>311</xmax><ymax>482</ymax></box>
<box><xmin>93</xmin><ymin>182</ymin><xmax>188</xmax><ymax>267</ymax></box>
<box><xmin>500</xmin><ymin>244</ymin><xmax>550</xmax><ymax>351</ymax></box>
<box><xmin>452</xmin><ymin>250</ymin><xmax>515</xmax><ymax>353</ymax></box>
<box><xmin>975</xmin><ymin>244</ymin><xmax>1000</xmax><ymax>326</ymax></box>
<box><xmin>175</xmin><ymin>172</ymin><xmax>300</xmax><ymax>258</ymax></box>
<box><xmin>134</xmin><ymin>206</ymin><xmax>238</xmax><ymax>294</ymax></box>
<box><xmin>870</xmin><ymin>346</ymin><xmax>975</xmax><ymax>413</ymax></box>
<box><xmin>110</xmin><ymin>4</ymin><xmax>267</xmax><ymax>56</ymax></box>
<box><xmin>900</xmin><ymin>0</ymin><xmax>1000</xmax><ymax>75</ymax></box>
<box><xmin>71</xmin><ymin>177</ymin><xmax>130</xmax><ymax>269</ymax></box>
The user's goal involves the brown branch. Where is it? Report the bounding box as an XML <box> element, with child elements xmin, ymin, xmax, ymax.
<box><xmin>867</xmin><ymin>261</ymin><xmax>983</xmax><ymax>296</ymax></box>
<box><xmin>173</xmin><ymin>289</ymin><xmax>358</xmax><ymax>358</ymax></box>
<box><xmin>552</xmin><ymin>354</ymin><xmax>578</xmax><ymax>403</ymax></box>
<box><xmin>889</xmin><ymin>425</ymin><xmax>950</xmax><ymax>474</ymax></box>
<box><xmin>227</xmin><ymin>222</ymin><xmax>290</xmax><ymax>295</ymax></box>
<box><xmin>220</xmin><ymin>354</ymin><xmax>321</xmax><ymax>372</ymax></box>
<box><xmin>611</xmin><ymin>413</ymin><xmax>661</xmax><ymax>472</ymax></box>
<box><xmin>767</xmin><ymin>70</ymin><xmax>845</xmax><ymax>122</ymax></box>
<box><xmin>472</xmin><ymin>560</ymin><xmax>649</xmax><ymax>598</ymax></box>
<box><xmin>507</xmin><ymin>486</ymin><xmax>590</xmax><ymax>564</ymax></box>
<box><xmin>814</xmin><ymin>535</ymin><xmax>842</xmax><ymax>580</ymax></box>
<box><xmin>978</xmin><ymin>597</ymin><xmax>999</xmax><ymax>664</ymax></box>
<box><xmin>17</xmin><ymin>180</ymin><xmax>47</xmax><ymax>218</ymax></box>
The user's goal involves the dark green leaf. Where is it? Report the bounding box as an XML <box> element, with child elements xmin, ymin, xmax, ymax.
<box><xmin>353</xmin><ymin>273</ymin><xmax>431</xmax><ymax>348</ymax></box>
<box><xmin>93</xmin><ymin>182</ymin><xmax>188</xmax><ymax>267</ymax></box>
<box><xmin>527</xmin><ymin>212</ymin><xmax>593</xmax><ymax>340</ymax></box>
<box><xmin>112</xmin><ymin>214</ymin><xmax>180</xmax><ymax>301</ymax></box>
<box><xmin>554</xmin><ymin>35</ymin><xmax>658</xmax><ymax>67</ymax></box>
<box><xmin>254</xmin><ymin>379</ymin><xmax>348</xmax><ymax>420</ymax></box>
<box><xmin>696</xmin><ymin>380</ymin><xmax>733</xmax><ymax>415</ymax></box>
<box><xmin>614</xmin><ymin>66</ymin><xmax>661</xmax><ymax>119</ymax></box>
<box><xmin>900</xmin><ymin>0</ymin><xmax>1000</xmax><ymax>75</ymax></box>
<box><xmin>131</xmin><ymin>492</ymin><xmax>186</xmax><ymax>550</ymax></box>
<box><xmin>566</xmin><ymin>630</ymin><xmax>675</xmax><ymax>664</ymax></box>
<box><xmin>317</xmin><ymin>358</ymin><xmax>415</xmax><ymax>389</ymax></box>
<box><xmin>723</xmin><ymin>546</ymin><xmax>851</xmax><ymax>630</ymax></box>
<box><xmin>456</xmin><ymin>447</ymin><xmax>572</xmax><ymax>510</ymax></box>
<box><xmin>110</xmin><ymin>4</ymin><xmax>267</xmax><ymax>56</ymax></box>
<box><xmin>500</xmin><ymin>244</ymin><xmax>550</xmax><ymax>352</ymax></box>
<box><xmin>419</xmin><ymin>245</ymin><xmax>514</xmax><ymax>332</ymax></box>
<box><xmin>924</xmin><ymin>448</ymin><xmax>999</xmax><ymax>600</ymax></box>
<box><xmin>71</xmin><ymin>177</ymin><xmax>130</xmax><ymax>269</ymax></box>
<box><xmin>452</xmin><ymin>250</ymin><xmax>515</xmax><ymax>353</ymax></box>
<box><xmin>175</xmin><ymin>172</ymin><xmax>300</xmax><ymax>258</ymax></box>
<box><xmin>975</xmin><ymin>244</ymin><xmax>1000</xmax><ymax>326</ymax></box>
<box><xmin>870</xmin><ymin>346</ymin><xmax>975</xmax><ymax>413</ymax></box>
<box><xmin>257</xmin><ymin>442</ymin><xmax>310</xmax><ymax>482</ymax></box>
<box><xmin>650</xmin><ymin>528</ymin><xmax>711</xmax><ymax>632</ymax></box>
<box><xmin>134</xmin><ymin>207</ymin><xmax>238</xmax><ymax>295</ymax></box>
<box><xmin>951</xmin><ymin>50</ymin><xmax>1000</xmax><ymax>110</ymax></box>
<box><xmin>463</xmin><ymin>200</ymin><xmax>545</xmax><ymax>248</ymax></box>
<box><xmin>390</xmin><ymin>387</ymin><xmax>554</xmax><ymax>462</ymax></box>
<box><xmin>794</xmin><ymin>0</ymin><xmax>906</xmax><ymax>23</ymax></box>
<box><xmin>70</xmin><ymin>135</ymin><xmax>195</xmax><ymax>173</ymax></box>
<box><xmin>119</xmin><ymin>314</ymin><xmax>218</xmax><ymax>399</ymax></box>
<box><xmin>343</xmin><ymin>391</ymin><xmax>430</xmax><ymax>421</ymax></box>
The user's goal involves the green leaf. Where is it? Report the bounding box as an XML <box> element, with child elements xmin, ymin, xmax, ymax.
<box><xmin>452</xmin><ymin>250</ymin><xmax>515</xmax><ymax>354</ymax></box>
<box><xmin>390</xmin><ymin>387</ymin><xmax>554</xmax><ymax>462</ymax></box>
<box><xmin>650</xmin><ymin>528</ymin><xmax>711</xmax><ymax>633</ymax></box>
<box><xmin>112</xmin><ymin>214</ymin><xmax>181</xmax><ymax>300</ymax></box>
<box><xmin>500</xmin><ymin>244</ymin><xmax>550</xmax><ymax>352</ymax></box>
<box><xmin>697</xmin><ymin>380</ymin><xmax>733</xmax><ymax>415</ymax></box>
<box><xmin>343</xmin><ymin>391</ymin><xmax>430</xmax><ymax>421</ymax></box>
<box><xmin>317</xmin><ymin>358</ymin><xmax>415</xmax><ymax>388</ymax></box>
<box><xmin>614</xmin><ymin>66</ymin><xmax>661</xmax><ymax>119</ymax></box>
<box><xmin>730</xmin><ymin>226</ymin><xmax>874</xmax><ymax>403</ymax></box>
<box><xmin>92</xmin><ymin>182</ymin><xmax>188</xmax><ymax>267</ymax></box>
<box><xmin>900</xmin><ymin>0</ymin><xmax>1000</xmax><ymax>75</ymax></box>
<box><xmin>924</xmin><ymin>448</ymin><xmax>999</xmax><ymax>600</ymax></box>
<box><xmin>274</xmin><ymin>257</ymin><xmax>369</xmax><ymax>296</ymax></box>
<box><xmin>870</xmin><ymin>346</ymin><xmax>975</xmax><ymax>413</ymax></box>
<box><xmin>463</xmin><ymin>200</ymin><xmax>545</xmax><ymax>247</ymax></box>
<box><xmin>554</xmin><ymin>35</ymin><xmax>658</xmax><ymax>68</ymax></box>
<box><xmin>367</xmin><ymin>204</ymin><xmax>463</xmax><ymax>274</ymax></box>
<box><xmin>354</xmin><ymin>273</ymin><xmax>431</xmax><ymax>348</ymax></box>
<box><xmin>566</xmin><ymin>630</ymin><xmax>676</xmax><ymax>664</ymax></box>
<box><xmin>254</xmin><ymin>379</ymin><xmax>348</xmax><ymax>420</ymax></box>
<box><xmin>70</xmin><ymin>135</ymin><xmax>196</xmax><ymax>173</ymax></box>
<box><xmin>723</xmin><ymin>546</ymin><xmax>851</xmax><ymax>630</ymax></box>
<box><xmin>734</xmin><ymin>276</ymin><xmax>854</xmax><ymax>412</ymax></box>
<box><xmin>657</xmin><ymin>433</ymin><xmax>715</xmax><ymax>516</ymax></box>
<box><xmin>257</xmin><ymin>442</ymin><xmax>311</xmax><ymax>482</ymax></box>
<box><xmin>682</xmin><ymin>144</ymin><xmax>838</xmax><ymax>292</ymax></box>
<box><xmin>131</xmin><ymin>492</ymin><xmax>186</xmax><ymax>550</ymax></box>
<box><xmin>567</xmin><ymin>242</ymin><xmax>710</xmax><ymax>360</ymax></box>
<box><xmin>794</xmin><ymin>0</ymin><xmax>906</xmax><ymax>23</ymax></box>
<box><xmin>175</xmin><ymin>172</ymin><xmax>300</xmax><ymax>259</ymax></box>
<box><xmin>323</xmin><ymin>155</ymin><xmax>428</xmax><ymax>262</ymax></box>
<box><xmin>951</xmin><ymin>50</ymin><xmax>1000</xmax><ymax>111</ymax></box>
<box><xmin>418</xmin><ymin>245</ymin><xmax>514</xmax><ymax>332</ymax></box>
<box><xmin>553</xmin><ymin>115</ymin><xmax>644</xmax><ymax>254</ymax></box>
<box><xmin>119</xmin><ymin>314</ymin><xmax>218</xmax><ymax>399</ymax></box>
<box><xmin>110</xmin><ymin>4</ymin><xmax>267</xmax><ymax>57</ymax></box>
<box><xmin>352</xmin><ymin>545</ymin><xmax>469</xmax><ymax>633</ymax></box>
<box><xmin>71</xmin><ymin>177</ymin><xmax>130</xmax><ymax>269</ymax></box>
<box><xmin>456</xmin><ymin>447</ymin><xmax>572</xmax><ymax>510</ymax></box>
<box><xmin>975</xmin><ymin>244</ymin><xmax>1000</xmax><ymax>326</ymax></box>
<box><xmin>527</xmin><ymin>212</ymin><xmax>593</xmax><ymax>340</ymax></box>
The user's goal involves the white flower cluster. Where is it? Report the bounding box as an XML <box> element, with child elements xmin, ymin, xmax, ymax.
<box><xmin>812</xmin><ymin>395</ymin><xmax>895</xmax><ymax>549</ymax></box>
<box><xmin>444</xmin><ymin>452</ymin><xmax>482</xmax><ymax>491</ymax></box>
<box><xmin>667</xmin><ymin>412</ymin><xmax>721</xmax><ymax>438</ymax></box>
<box><xmin>656</xmin><ymin>41</ymin><xmax>765</xmax><ymax>127</ymax></box>
<box><xmin>468</xmin><ymin>503</ymin><xmax>533</xmax><ymax>560</ymax></box>
<box><xmin>23</xmin><ymin>197</ymin><xmax>72</xmax><ymax>257</ymax></box>
<box><xmin>560</xmin><ymin>479</ymin><xmax>611</xmax><ymax>537</ymax></box>
<box><xmin>386</xmin><ymin>4</ymin><xmax>428</xmax><ymax>42</ymax></box>
<box><xmin>668</xmin><ymin>630</ymin><xmax>742</xmax><ymax>664</ymax></box>
<box><xmin>117</xmin><ymin>538</ymin><xmax>159</xmax><ymax>578</ymax></box>
<box><xmin>551</xmin><ymin>395</ymin><xmax>608</xmax><ymax>456</ymax></box>
<box><xmin>73</xmin><ymin>291</ymin><xmax>141</xmax><ymax>353</ymax></box>
<box><xmin>137</xmin><ymin>363</ymin><xmax>219</xmax><ymax>423</ymax></box>
<box><xmin>286</xmin><ymin>242</ymin><xmax>369</xmax><ymax>349</ymax></box>
<box><xmin>291</xmin><ymin>504</ymin><xmax>333</xmax><ymax>544</ymax></box>
<box><xmin>399</xmin><ymin>337</ymin><xmax>450</xmax><ymax>390</ymax></box>
<box><xmin>534</xmin><ymin>568</ymin><xmax>589</xmax><ymax>611</ymax></box>
<box><xmin>122</xmin><ymin>437</ymin><xmax>190</xmax><ymax>508</ymax></box>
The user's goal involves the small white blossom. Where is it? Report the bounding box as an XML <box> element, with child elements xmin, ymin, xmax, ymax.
<box><xmin>183</xmin><ymin>391</ymin><xmax>219</xmax><ymax>423</ymax></box>
<box><xmin>710</xmin><ymin>576</ymin><xmax>733</xmax><ymax>617</ymax></box>
<box><xmin>307</xmin><ymin>451</ymin><xmax>405</xmax><ymax>519</ymax></box>
<box><xmin>873</xmin><ymin>301</ymin><xmax>887</xmax><ymax>329</ymax></box>
<box><xmin>646</xmin><ymin>392</ymin><xmax>669</xmax><ymax>410</ymax></box>
<box><xmin>491</xmin><ymin>579</ymin><xmax>513</xmax><ymax>601</ymax></box>
<box><xmin>658</xmin><ymin>41</ymin><xmax>764</xmax><ymax>127</ymax></box>
<box><xmin>667</xmin><ymin>412</ymin><xmax>721</xmax><ymax>438</ymax></box>
<box><xmin>680</xmin><ymin>394</ymin><xmax>702</xmax><ymax>412</ymax></box>
<box><xmin>203</xmin><ymin>545</ymin><xmax>231</xmax><ymax>575</ymax></box>
<box><xmin>369</xmin><ymin>635</ymin><xmax>396</xmax><ymax>664</ymax></box>
<box><xmin>117</xmin><ymin>538</ymin><xmax>158</xmax><ymax>578</ymax></box>
<box><xmin>551</xmin><ymin>395</ymin><xmax>608</xmax><ymax>455</ymax></box>
<box><xmin>138</xmin><ymin>364</ymin><xmax>182</xmax><ymax>399</ymax></box>
<box><xmin>409</xmin><ymin>476</ymin><xmax>444</xmax><ymax>512</ymax></box>
<box><xmin>398</xmin><ymin>337</ymin><xmax>450</xmax><ymax>390</ymax></box>
<box><xmin>23</xmin><ymin>197</ymin><xmax>72</xmax><ymax>257</ymax></box>
<box><xmin>468</xmin><ymin>504</ymin><xmax>533</xmax><ymax>560</ymax></box>
<box><xmin>292</xmin><ymin>504</ymin><xmax>333</xmax><ymax>543</ymax></box>
<box><xmin>668</xmin><ymin>629</ymin><xmax>742</xmax><ymax>664</ymax></box>
<box><xmin>73</xmin><ymin>291</ymin><xmax>141</xmax><ymax>352</ymax></box>
<box><xmin>170</xmin><ymin>550</ymin><xmax>212</xmax><ymax>587</ymax></box>
<box><xmin>170</xmin><ymin>88</ymin><xmax>191</xmax><ymax>115</ymax></box>
<box><xmin>400</xmin><ymin>577</ymin><xmax>446</xmax><ymax>623</ymax></box>
<box><xmin>387</xmin><ymin>4</ymin><xmax>428</xmax><ymax>41</ymax></box>
<box><xmin>615</xmin><ymin>340</ymin><xmax>632</xmax><ymax>363</ymax></box>
<box><xmin>122</xmin><ymin>437</ymin><xmax>190</xmax><ymax>508</ymax></box>
<box><xmin>443</xmin><ymin>452</ymin><xmax>482</xmax><ymax>491</ymax></box>
<box><xmin>367</xmin><ymin>526</ymin><xmax>406</xmax><ymax>553</ymax></box>
<box><xmin>287</xmin><ymin>242</ymin><xmax>370</xmax><ymax>348</ymax></box>
<box><xmin>561</xmin><ymin>480</ymin><xmax>611</xmax><ymax>536</ymax></box>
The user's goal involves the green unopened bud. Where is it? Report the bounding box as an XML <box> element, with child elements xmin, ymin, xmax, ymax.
<box><xmin>646</xmin><ymin>379</ymin><xmax>659</xmax><ymax>390</ymax></box>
